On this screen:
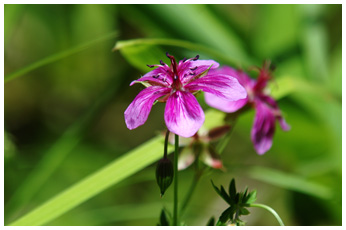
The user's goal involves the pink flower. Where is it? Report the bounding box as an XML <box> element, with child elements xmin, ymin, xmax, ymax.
<box><xmin>124</xmin><ymin>53</ymin><xmax>247</xmax><ymax>137</ymax></box>
<box><xmin>205</xmin><ymin>62</ymin><xmax>290</xmax><ymax>154</ymax></box>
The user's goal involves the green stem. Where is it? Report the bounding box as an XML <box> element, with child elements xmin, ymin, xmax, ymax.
<box><xmin>180</xmin><ymin>171</ymin><xmax>201</xmax><ymax>215</ymax></box>
<box><xmin>173</xmin><ymin>134</ymin><xmax>179</xmax><ymax>226</ymax></box>
<box><xmin>163</xmin><ymin>130</ymin><xmax>170</xmax><ymax>158</ymax></box>
<box><xmin>249</xmin><ymin>203</ymin><xmax>284</xmax><ymax>226</ymax></box>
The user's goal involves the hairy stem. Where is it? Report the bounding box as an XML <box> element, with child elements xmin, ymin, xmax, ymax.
<box><xmin>249</xmin><ymin>203</ymin><xmax>284</xmax><ymax>226</ymax></box>
<box><xmin>173</xmin><ymin>134</ymin><xmax>179</xmax><ymax>225</ymax></box>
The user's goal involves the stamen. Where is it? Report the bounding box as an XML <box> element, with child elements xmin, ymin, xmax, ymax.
<box><xmin>189</xmin><ymin>72</ymin><xmax>195</xmax><ymax>75</ymax></box>
<box><xmin>166</xmin><ymin>52</ymin><xmax>178</xmax><ymax>77</ymax></box>
<box><xmin>182</xmin><ymin>57</ymin><xmax>187</xmax><ymax>63</ymax></box>
<box><xmin>192</xmin><ymin>55</ymin><xmax>199</xmax><ymax>61</ymax></box>
<box><xmin>147</xmin><ymin>64</ymin><xmax>155</xmax><ymax>68</ymax></box>
<box><xmin>190</xmin><ymin>66</ymin><xmax>198</xmax><ymax>71</ymax></box>
<box><xmin>153</xmin><ymin>75</ymin><xmax>159</xmax><ymax>79</ymax></box>
<box><xmin>160</xmin><ymin>60</ymin><xmax>165</xmax><ymax>66</ymax></box>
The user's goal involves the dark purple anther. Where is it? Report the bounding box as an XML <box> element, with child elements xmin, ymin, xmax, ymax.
<box><xmin>147</xmin><ymin>64</ymin><xmax>155</xmax><ymax>68</ymax></box>
<box><xmin>192</xmin><ymin>55</ymin><xmax>199</xmax><ymax>61</ymax></box>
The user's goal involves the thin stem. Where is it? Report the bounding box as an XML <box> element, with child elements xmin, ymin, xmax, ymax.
<box><xmin>249</xmin><ymin>203</ymin><xmax>284</xmax><ymax>226</ymax></box>
<box><xmin>173</xmin><ymin>134</ymin><xmax>179</xmax><ymax>226</ymax></box>
<box><xmin>180</xmin><ymin>171</ymin><xmax>201</xmax><ymax>215</ymax></box>
<box><xmin>216</xmin><ymin>121</ymin><xmax>237</xmax><ymax>154</ymax></box>
<box><xmin>163</xmin><ymin>130</ymin><xmax>170</xmax><ymax>158</ymax></box>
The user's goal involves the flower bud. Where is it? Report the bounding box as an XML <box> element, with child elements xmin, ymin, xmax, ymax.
<box><xmin>156</xmin><ymin>157</ymin><xmax>174</xmax><ymax>197</ymax></box>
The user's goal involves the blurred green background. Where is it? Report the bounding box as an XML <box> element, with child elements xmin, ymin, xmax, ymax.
<box><xmin>4</xmin><ymin>4</ymin><xmax>342</xmax><ymax>226</ymax></box>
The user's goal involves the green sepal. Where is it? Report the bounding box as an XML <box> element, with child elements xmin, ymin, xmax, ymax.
<box><xmin>245</xmin><ymin>190</ymin><xmax>257</xmax><ymax>204</ymax></box>
<box><xmin>156</xmin><ymin>158</ymin><xmax>174</xmax><ymax>196</ymax></box>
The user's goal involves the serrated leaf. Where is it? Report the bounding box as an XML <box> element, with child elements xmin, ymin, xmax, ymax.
<box><xmin>216</xmin><ymin>220</ymin><xmax>226</xmax><ymax>226</ymax></box>
<box><xmin>218</xmin><ymin>206</ymin><xmax>234</xmax><ymax>224</ymax></box>
<box><xmin>211</xmin><ymin>180</ymin><xmax>231</xmax><ymax>205</ymax></box>
<box><xmin>240</xmin><ymin>208</ymin><xmax>250</xmax><ymax>216</ymax></box>
<box><xmin>220</xmin><ymin>185</ymin><xmax>232</xmax><ymax>204</ymax></box>
<box><xmin>242</xmin><ymin>187</ymin><xmax>248</xmax><ymax>203</ymax></box>
<box><xmin>206</xmin><ymin>217</ymin><xmax>215</xmax><ymax>226</ymax></box>
<box><xmin>245</xmin><ymin>190</ymin><xmax>257</xmax><ymax>204</ymax></box>
<box><xmin>229</xmin><ymin>178</ymin><xmax>236</xmax><ymax>201</ymax></box>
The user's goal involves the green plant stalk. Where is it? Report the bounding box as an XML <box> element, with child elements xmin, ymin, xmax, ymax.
<box><xmin>249</xmin><ymin>203</ymin><xmax>284</xmax><ymax>226</ymax></box>
<box><xmin>173</xmin><ymin>134</ymin><xmax>179</xmax><ymax>226</ymax></box>
<box><xmin>5</xmin><ymin>31</ymin><xmax>117</xmax><ymax>83</ymax></box>
<box><xmin>180</xmin><ymin>171</ymin><xmax>201</xmax><ymax>215</ymax></box>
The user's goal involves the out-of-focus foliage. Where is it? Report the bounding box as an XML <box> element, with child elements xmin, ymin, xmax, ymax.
<box><xmin>4</xmin><ymin>4</ymin><xmax>341</xmax><ymax>226</ymax></box>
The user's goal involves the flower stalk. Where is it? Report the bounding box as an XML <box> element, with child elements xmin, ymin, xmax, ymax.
<box><xmin>249</xmin><ymin>203</ymin><xmax>284</xmax><ymax>226</ymax></box>
<box><xmin>173</xmin><ymin>134</ymin><xmax>179</xmax><ymax>225</ymax></box>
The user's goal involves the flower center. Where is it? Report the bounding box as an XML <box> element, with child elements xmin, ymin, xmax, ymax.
<box><xmin>253</xmin><ymin>60</ymin><xmax>273</xmax><ymax>93</ymax></box>
<box><xmin>166</xmin><ymin>53</ymin><xmax>183</xmax><ymax>90</ymax></box>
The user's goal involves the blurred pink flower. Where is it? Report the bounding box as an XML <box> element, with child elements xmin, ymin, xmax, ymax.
<box><xmin>205</xmin><ymin>62</ymin><xmax>290</xmax><ymax>154</ymax></box>
<box><xmin>124</xmin><ymin>53</ymin><xmax>246</xmax><ymax>137</ymax></box>
<box><xmin>167</xmin><ymin>125</ymin><xmax>231</xmax><ymax>170</ymax></box>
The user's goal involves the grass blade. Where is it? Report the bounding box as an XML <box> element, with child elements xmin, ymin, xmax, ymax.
<box><xmin>247</xmin><ymin>166</ymin><xmax>333</xmax><ymax>200</ymax></box>
<box><xmin>8</xmin><ymin>109</ymin><xmax>223</xmax><ymax>226</ymax></box>
<box><xmin>5</xmin><ymin>31</ymin><xmax>117</xmax><ymax>83</ymax></box>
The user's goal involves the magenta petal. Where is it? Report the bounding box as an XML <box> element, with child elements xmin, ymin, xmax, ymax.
<box><xmin>164</xmin><ymin>91</ymin><xmax>205</xmax><ymax>138</ymax></box>
<box><xmin>124</xmin><ymin>86</ymin><xmax>170</xmax><ymax>130</ymax></box>
<box><xmin>278</xmin><ymin>116</ymin><xmax>290</xmax><ymax>131</ymax></box>
<box><xmin>205</xmin><ymin>92</ymin><xmax>248</xmax><ymax>113</ymax></box>
<box><xmin>179</xmin><ymin>59</ymin><xmax>219</xmax><ymax>84</ymax></box>
<box><xmin>259</xmin><ymin>95</ymin><xmax>290</xmax><ymax>131</ymax></box>
<box><xmin>211</xmin><ymin>66</ymin><xmax>255</xmax><ymax>88</ymax></box>
<box><xmin>251</xmin><ymin>101</ymin><xmax>276</xmax><ymax>155</ymax></box>
<box><xmin>130</xmin><ymin>66</ymin><xmax>173</xmax><ymax>86</ymax></box>
<box><xmin>186</xmin><ymin>74</ymin><xmax>247</xmax><ymax>101</ymax></box>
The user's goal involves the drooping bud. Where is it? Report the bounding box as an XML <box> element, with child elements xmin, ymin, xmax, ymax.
<box><xmin>156</xmin><ymin>157</ymin><xmax>174</xmax><ymax>197</ymax></box>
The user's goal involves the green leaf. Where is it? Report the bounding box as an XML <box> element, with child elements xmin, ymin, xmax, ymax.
<box><xmin>240</xmin><ymin>208</ymin><xmax>250</xmax><ymax>216</ymax></box>
<box><xmin>9</xmin><ymin>135</ymin><xmax>172</xmax><ymax>226</ymax></box>
<box><xmin>218</xmin><ymin>206</ymin><xmax>234</xmax><ymax>224</ymax></box>
<box><xmin>247</xmin><ymin>166</ymin><xmax>333</xmax><ymax>200</ymax></box>
<box><xmin>114</xmin><ymin>38</ymin><xmax>250</xmax><ymax>69</ymax></box>
<box><xmin>8</xmin><ymin>110</ymin><xmax>219</xmax><ymax>226</ymax></box>
<box><xmin>229</xmin><ymin>178</ymin><xmax>236</xmax><ymax>201</ymax></box>
<box><xmin>252</xmin><ymin>5</ymin><xmax>300</xmax><ymax>58</ymax></box>
<box><xmin>211</xmin><ymin>180</ymin><xmax>231</xmax><ymax>205</ymax></box>
<box><xmin>5</xmin><ymin>31</ymin><xmax>118</xmax><ymax>83</ymax></box>
<box><xmin>245</xmin><ymin>190</ymin><xmax>257</xmax><ymax>204</ymax></box>
<box><xmin>143</xmin><ymin>5</ymin><xmax>250</xmax><ymax>65</ymax></box>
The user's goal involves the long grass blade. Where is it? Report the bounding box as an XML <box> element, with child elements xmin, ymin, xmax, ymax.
<box><xmin>5</xmin><ymin>31</ymin><xmax>117</xmax><ymax>83</ymax></box>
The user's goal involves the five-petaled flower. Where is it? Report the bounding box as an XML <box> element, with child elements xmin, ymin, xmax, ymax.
<box><xmin>205</xmin><ymin>61</ymin><xmax>290</xmax><ymax>154</ymax></box>
<box><xmin>124</xmin><ymin>53</ymin><xmax>247</xmax><ymax>137</ymax></box>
